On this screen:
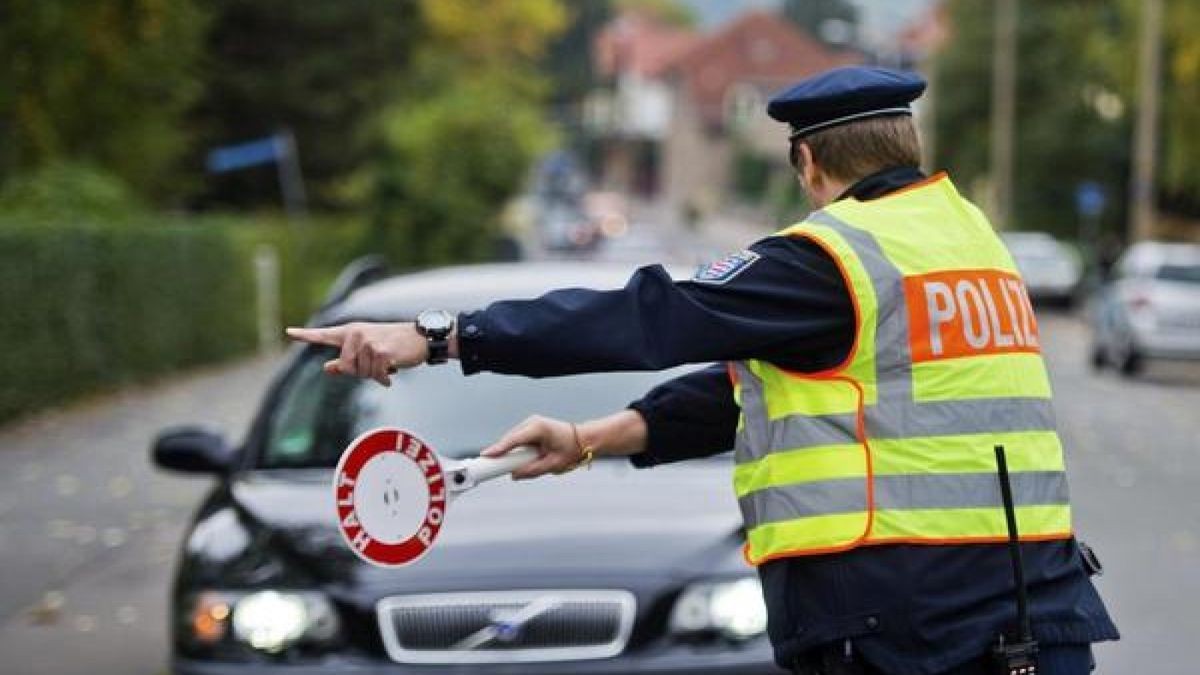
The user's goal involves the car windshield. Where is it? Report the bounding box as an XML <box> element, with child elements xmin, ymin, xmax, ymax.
<box><xmin>259</xmin><ymin>349</ymin><xmax>697</xmax><ymax>469</ymax></box>
<box><xmin>1155</xmin><ymin>264</ymin><xmax>1200</xmax><ymax>284</ymax></box>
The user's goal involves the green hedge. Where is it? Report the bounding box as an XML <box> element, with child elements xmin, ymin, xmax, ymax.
<box><xmin>0</xmin><ymin>222</ymin><xmax>257</xmax><ymax>422</ymax></box>
<box><xmin>0</xmin><ymin>216</ymin><xmax>370</xmax><ymax>424</ymax></box>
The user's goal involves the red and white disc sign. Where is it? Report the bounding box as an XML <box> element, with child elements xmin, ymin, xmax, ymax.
<box><xmin>334</xmin><ymin>428</ymin><xmax>447</xmax><ymax>567</ymax></box>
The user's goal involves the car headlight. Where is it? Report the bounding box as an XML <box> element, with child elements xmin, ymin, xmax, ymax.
<box><xmin>668</xmin><ymin>577</ymin><xmax>768</xmax><ymax>641</ymax></box>
<box><xmin>185</xmin><ymin>590</ymin><xmax>341</xmax><ymax>655</ymax></box>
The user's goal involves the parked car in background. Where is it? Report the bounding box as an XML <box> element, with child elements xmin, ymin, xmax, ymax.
<box><xmin>1090</xmin><ymin>241</ymin><xmax>1200</xmax><ymax>376</ymax></box>
<box><xmin>538</xmin><ymin>201</ymin><xmax>602</xmax><ymax>253</ymax></box>
<box><xmin>583</xmin><ymin>190</ymin><xmax>631</xmax><ymax>240</ymax></box>
<box><xmin>153</xmin><ymin>260</ymin><xmax>781</xmax><ymax>674</ymax></box>
<box><xmin>1001</xmin><ymin>231</ymin><xmax>1083</xmax><ymax>307</ymax></box>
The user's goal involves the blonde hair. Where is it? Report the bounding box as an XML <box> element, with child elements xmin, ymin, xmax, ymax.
<box><xmin>796</xmin><ymin>115</ymin><xmax>921</xmax><ymax>184</ymax></box>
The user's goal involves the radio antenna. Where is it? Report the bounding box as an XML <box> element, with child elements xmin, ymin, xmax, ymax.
<box><xmin>994</xmin><ymin>444</ymin><xmax>1033</xmax><ymax>642</ymax></box>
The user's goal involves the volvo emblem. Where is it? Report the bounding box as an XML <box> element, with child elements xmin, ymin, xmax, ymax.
<box><xmin>452</xmin><ymin>595</ymin><xmax>563</xmax><ymax>650</ymax></box>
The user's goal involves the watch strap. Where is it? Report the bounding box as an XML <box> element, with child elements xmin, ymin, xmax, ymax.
<box><xmin>425</xmin><ymin>337</ymin><xmax>449</xmax><ymax>365</ymax></box>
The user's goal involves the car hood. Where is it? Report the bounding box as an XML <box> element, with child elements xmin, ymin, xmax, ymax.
<box><xmin>213</xmin><ymin>458</ymin><xmax>747</xmax><ymax>593</ymax></box>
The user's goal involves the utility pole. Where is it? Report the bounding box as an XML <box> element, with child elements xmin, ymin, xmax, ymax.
<box><xmin>989</xmin><ymin>0</ymin><xmax>1017</xmax><ymax>230</ymax></box>
<box><xmin>1130</xmin><ymin>0</ymin><xmax>1163</xmax><ymax>242</ymax></box>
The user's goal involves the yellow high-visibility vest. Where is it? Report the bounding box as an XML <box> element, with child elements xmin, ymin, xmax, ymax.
<box><xmin>732</xmin><ymin>173</ymin><xmax>1072</xmax><ymax>565</ymax></box>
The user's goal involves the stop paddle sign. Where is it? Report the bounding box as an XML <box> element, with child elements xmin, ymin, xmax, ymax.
<box><xmin>333</xmin><ymin>428</ymin><xmax>537</xmax><ymax>567</ymax></box>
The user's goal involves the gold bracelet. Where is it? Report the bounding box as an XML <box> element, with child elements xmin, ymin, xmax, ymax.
<box><xmin>570</xmin><ymin>423</ymin><xmax>595</xmax><ymax>471</ymax></box>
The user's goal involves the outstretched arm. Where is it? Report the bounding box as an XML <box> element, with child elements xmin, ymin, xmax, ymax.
<box><xmin>286</xmin><ymin>237</ymin><xmax>854</xmax><ymax>383</ymax></box>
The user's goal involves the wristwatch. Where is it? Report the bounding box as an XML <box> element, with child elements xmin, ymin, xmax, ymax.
<box><xmin>415</xmin><ymin>309</ymin><xmax>455</xmax><ymax>365</ymax></box>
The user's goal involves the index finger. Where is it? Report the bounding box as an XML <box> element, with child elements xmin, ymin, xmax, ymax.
<box><xmin>285</xmin><ymin>326</ymin><xmax>346</xmax><ymax>347</ymax></box>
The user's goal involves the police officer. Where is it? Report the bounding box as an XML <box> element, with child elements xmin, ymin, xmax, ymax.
<box><xmin>288</xmin><ymin>66</ymin><xmax>1118</xmax><ymax>674</ymax></box>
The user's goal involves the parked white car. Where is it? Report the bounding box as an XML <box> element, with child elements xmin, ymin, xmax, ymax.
<box><xmin>1001</xmin><ymin>231</ymin><xmax>1083</xmax><ymax>306</ymax></box>
<box><xmin>1090</xmin><ymin>241</ymin><xmax>1200</xmax><ymax>375</ymax></box>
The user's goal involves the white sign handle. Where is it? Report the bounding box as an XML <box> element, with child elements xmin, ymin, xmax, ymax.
<box><xmin>460</xmin><ymin>446</ymin><xmax>539</xmax><ymax>485</ymax></box>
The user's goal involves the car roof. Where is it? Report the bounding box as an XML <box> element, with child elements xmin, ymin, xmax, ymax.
<box><xmin>1124</xmin><ymin>241</ymin><xmax>1200</xmax><ymax>266</ymax></box>
<box><xmin>324</xmin><ymin>260</ymin><xmax>689</xmax><ymax>324</ymax></box>
<box><xmin>1000</xmin><ymin>231</ymin><xmax>1063</xmax><ymax>253</ymax></box>
<box><xmin>1001</xmin><ymin>231</ymin><xmax>1057</xmax><ymax>244</ymax></box>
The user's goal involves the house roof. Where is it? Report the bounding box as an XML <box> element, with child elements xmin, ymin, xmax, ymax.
<box><xmin>593</xmin><ymin>12</ymin><xmax>699</xmax><ymax>80</ymax></box>
<box><xmin>664</xmin><ymin>11</ymin><xmax>863</xmax><ymax>125</ymax></box>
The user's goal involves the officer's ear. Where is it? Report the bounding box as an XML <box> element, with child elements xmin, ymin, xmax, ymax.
<box><xmin>795</xmin><ymin>142</ymin><xmax>819</xmax><ymax>191</ymax></box>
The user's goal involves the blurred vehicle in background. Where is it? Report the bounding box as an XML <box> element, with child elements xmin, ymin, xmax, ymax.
<box><xmin>1090</xmin><ymin>242</ymin><xmax>1200</xmax><ymax>376</ymax></box>
<box><xmin>153</xmin><ymin>261</ymin><xmax>781</xmax><ymax>674</ymax></box>
<box><xmin>1001</xmin><ymin>231</ymin><xmax>1084</xmax><ymax>307</ymax></box>
<box><xmin>538</xmin><ymin>201</ymin><xmax>602</xmax><ymax>253</ymax></box>
<box><xmin>584</xmin><ymin>191</ymin><xmax>631</xmax><ymax>240</ymax></box>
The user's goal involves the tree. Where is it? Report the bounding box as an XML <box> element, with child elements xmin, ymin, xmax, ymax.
<box><xmin>934</xmin><ymin>0</ymin><xmax>1132</xmax><ymax>237</ymax></box>
<box><xmin>1135</xmin><ymin>0</ymin><xmax>1200</xmax><ymax>215</ymax></box>
<box><xmin>935</xmin><ymin>0</ymin><xmax>1200</xmax><ymax>236</ymax></box>
<box><xmin>542</xmin><ymin>2</ymin><xmax>615</xmax><ymax>107</ymax></box>
<box><xmin>614</xmin><ymin>0</ymin><xmax>695</xmax><ymax>27</ymax></box>
<box><xmin>190</xmin><ymin>0</ymin><xmax>420</xmax><ymax>210</ymax></box>
<box><xmin>0</xmin><ymin>0</ymin><xmax>207</xmax><ymax>201</ymax></box>
<box><xmin>364</xmin><ymin>0</ymin><xmax>566</xmax><ymax>267</ymax></box>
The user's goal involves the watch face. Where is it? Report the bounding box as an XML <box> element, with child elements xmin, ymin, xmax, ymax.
<box><xmin>417</xmin><ymin>310</ymin><xmax>454</xmax><ymax>333</ymax></box>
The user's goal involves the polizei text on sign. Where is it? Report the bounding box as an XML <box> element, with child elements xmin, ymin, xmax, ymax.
<box><xmin>333</xmin><ymin>429</ymin><xmax>448</xmax><ymax>567</ymax></box>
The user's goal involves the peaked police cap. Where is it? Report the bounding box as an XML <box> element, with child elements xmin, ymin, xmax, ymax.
<box><xmin>767</xmin><ymin>66</ymin><xmax>927</xmax><ymax>139</ymax></box>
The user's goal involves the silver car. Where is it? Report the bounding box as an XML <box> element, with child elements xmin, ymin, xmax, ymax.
<box><xmin>1001</xmin><ymin>231</ymin><xmax>1083</xmax><ymax>306</ymax></box>
<box><xmin>1090</xmin><ymin>241</ymin><xmax>1200</xmax><ymax>375</ymax></box>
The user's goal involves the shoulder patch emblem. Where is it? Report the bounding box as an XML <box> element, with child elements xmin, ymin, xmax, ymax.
<box><xmin>692</xmin><ymin>250</ymin><xmax>761</xmax><ymax>285</ymax></box>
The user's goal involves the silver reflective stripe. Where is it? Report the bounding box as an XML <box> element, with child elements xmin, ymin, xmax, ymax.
<box><xmin>732</xmin><ymin>363</ymin><xmax>859</xmax><ymax>462</ymax></box>
<box><xmin>805</xmin><ymin>210</ymin><xmax>914</xmax><ymax>379</ymax></box>
<box><xmin>867</xmin><ymin>396</ymin><xmax>1056</xmax><ymax>439</ymax></box>
<box><xmin>739</xmin><ymin>471</ymin><xmax>1069</xmax><ymax>528</ymax></box>
<box><xmin>732</xmin><ymin>362</ymin><xmax>768</xmax><ymax>464</ymax></box>
<box><xmin>739</xmin><ymin>477</ymin><xmax>866</xmax><ymax>526</ymax></box>
<box><xmin>734</xmin><ymin>397</ymin><xmax>1056</xmax><ymax>465</ymax></box>
<box><xmin>873</xmin><ymin>470</ymin><xmax>1070</xmax><ymax>509</ymax></box>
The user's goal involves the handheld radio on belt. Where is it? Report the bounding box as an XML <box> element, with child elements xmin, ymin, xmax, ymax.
<box><xmin>989</xmin><ymin>444</ymin><xmax>1040</xmax><ymax>675</ymax></box>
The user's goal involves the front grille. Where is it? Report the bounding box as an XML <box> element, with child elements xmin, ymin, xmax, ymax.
<box><xmin>376</xmin><ymin>589</ymin><xmax>636</xmax><ymax>664</ymax></box>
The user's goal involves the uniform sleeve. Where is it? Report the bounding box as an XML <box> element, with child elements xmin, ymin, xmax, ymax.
<box><xmin>456</xmin><ymin>236</ymin><xmax>854</xmax><ymax>377</ymax></box>
<box><xmin>626</xmin><ymin>363</ymin><xmax>738</xmax><ymax>467</ymax></box>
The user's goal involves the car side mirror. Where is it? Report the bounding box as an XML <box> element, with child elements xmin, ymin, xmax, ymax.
<box><xmin>152</xmin><ymin>426</ymin><xmax>236</xmax><ymax>475</ymax></box>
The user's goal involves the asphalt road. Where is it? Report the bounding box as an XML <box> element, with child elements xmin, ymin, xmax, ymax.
<box><xmin>0</xmin><ymin>354</ymin><xmax>282</xmax><ymax>675</ymax></box>
<box><xmin>0</xmin><ymin>305</ymin><xmax>1196</xmax><ymax>674</ymax></box>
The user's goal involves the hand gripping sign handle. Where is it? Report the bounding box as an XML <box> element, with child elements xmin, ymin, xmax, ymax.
<box><xmin>335</xmin><ymin>431</ymin><xmax>543</xmax><ymax>569</ymax></box>
<box><xmin>452</xmin><ymin>446</ymin><xmax>539</xmax><ymax>490</ymax></box>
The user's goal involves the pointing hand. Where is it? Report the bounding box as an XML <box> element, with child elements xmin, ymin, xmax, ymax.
<box><xmin>285</xmin><ymin>322</ymin><xmax>426</xmax><ymax>385</ymax></box>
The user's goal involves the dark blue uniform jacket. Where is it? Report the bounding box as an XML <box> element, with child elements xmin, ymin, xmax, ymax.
<box><xmin>455</xmin><ymin>167</ymin><xmax>1119</xmax><ymax>674</ymax></box>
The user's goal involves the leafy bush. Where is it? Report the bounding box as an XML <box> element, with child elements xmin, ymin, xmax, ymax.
<box><xmin>0</xmin><ymin>212</ymin><xmax>370</xmax><ymax>424</ymax></box>
<box><xmin>367</xmin><ymin>76</ymin><xmax>555</xmax><ymax>267</ymax></box>
<box><xmin>0</xmin><ymin>221</ymin><xmax>255</xmax><ymax>423</ymax></box>
<box><xmin>0</xmin><ymin>162</ymin><xmax>146</xmax><ymax>223</ymax></box>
